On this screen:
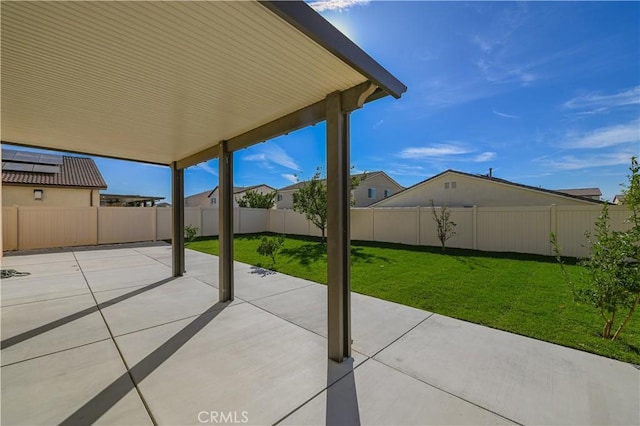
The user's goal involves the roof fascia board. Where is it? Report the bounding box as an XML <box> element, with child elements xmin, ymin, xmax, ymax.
<box><xmin>260</xmin><ymin>1</ymin><xmax>407</xmax><ymax>99</ymax></box>
<box><xmin>1</xmin><ymin>182</ymin><xmax>107</xmax><ymax>190</ymax></box>
<box><xmin>177</xmin><ymin>82</ymin><xmax>378</xmax><ymax>170</ymax></box>
<box><xmin>0</xmin><ymin>141</ymin><xmax>170</xmax><ymax>167</ymax></box>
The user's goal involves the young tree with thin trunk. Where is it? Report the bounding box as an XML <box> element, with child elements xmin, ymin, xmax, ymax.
<box><xmin>552</xmin><ymin>157</ymin><xmax>640</xmax><ymax>340</ymax></box>
<box><xmin>430</xmin><ymin>199</ymin><xmax>457</xmax><ymax>252</ymax></box>
<box><xmin>292</xmin><ymin>167</ymin><xmax>365</xmax><ymax>242</ymax></box>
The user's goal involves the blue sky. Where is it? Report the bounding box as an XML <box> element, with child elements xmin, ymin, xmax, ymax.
<box><xmin>4</xmin><ymin>1</ymin><xmax>639</xmax><ymax>202</ymax></box>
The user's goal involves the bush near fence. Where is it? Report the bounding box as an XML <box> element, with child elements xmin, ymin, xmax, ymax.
<box><xmin>1</xmin><ymin>205</ymin><xmax>631</xmax><ymax>258</ymax></box>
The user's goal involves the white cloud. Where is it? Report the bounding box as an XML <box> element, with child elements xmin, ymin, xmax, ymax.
<box><xmin>563</xmin><ymin>121</ymin><xmax>639</xmax><ymax>149</ymax></box>
<box><xmin>562</xmin><ymin>86</ymin><xmax>640</xmax><ymax>114</ymax></box>
<box><xmin>539</xmin><ymin>151</ymin><xmax>634</xmax><ymax>171</ymax></box>
<box><xmin>195</xmin><ymin>162</ymin><xmax>217</xmax><ymax>176</ymax></box>
<box><xmin>398</xmin><ymin>144</ymin><xmax>472</xmax><ymax>159</ymax></box>
<box><xmin>474</xmin><ymin>152</ymin><xmax>497</xmax><ymax>162</ymax></box>
<box><xmin>492</xmin><ymin>109</ymin><xmax>519</xmax><ymax>119</ymax></box>
<box><xmin>281</xmin><ymin>173</ymin><xmax>298</xmax><ymax>184</ymax></box>
<box><xmin>373</xmin><ymin>119</ymin><xmax>384</xmax><ymax>129</ymax></box>
<box><xmin>243</xmin><ymin>144</ymin><xmax>300</xmax><ymax>171</ymax></box>
<box><xmin>386</xmin><ymin>164</ymin><xmax>427</xmax><ymax>177</ymax></box>
<box><xmin>307</xmin><ymin>0</ymin><xmax>369</xmax><ymax>12</ymax></box>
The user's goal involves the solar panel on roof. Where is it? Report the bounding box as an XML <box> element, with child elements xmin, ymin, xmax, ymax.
<box><xmin>2</xmin><ymin>162</ymin><xmax>35</xmax><ymax>172</ymax></box>
<box><xmin>32</xmin><ymin>164</ymin><xmax>60</xmax><ymax>173</ymax></box>
<box><xmin>1</xmin><ymin>149</ymin><xmax>63</xmax><ymax>165</ymax></box>
<box><xmin>38</xmin><ymin>154</ymin><xmax>63</xmax><ymax>165</ymax></box>
<box><xmin>2</xmin><ymin>149</ymin><xmax>18</xmax><ymax>161</ymax></box>
<box><xmin>12</xmin><ymin>151</ymin><xmax>41</xmax><ymax>163</ymax></box>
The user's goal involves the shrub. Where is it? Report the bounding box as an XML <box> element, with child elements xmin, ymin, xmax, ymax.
<box><xmin>256</xmin><ymin>235</ymin><xmax>285</xmax><ymax>266</ymax></box>
<box><xmin>185</xmin><ymin>225</ymin><xmax>199</xmax><ymax>243</ymax></box>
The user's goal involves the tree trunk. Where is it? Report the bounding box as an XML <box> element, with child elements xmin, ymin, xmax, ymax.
<box><xmin>612</xmin><ymin>292</ymin><xmax>640</xmax><ymax>340</ymax></box>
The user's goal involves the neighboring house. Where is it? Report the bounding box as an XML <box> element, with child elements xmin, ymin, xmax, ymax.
<box><xmin>185</xmin><ymin>189</ymin><xmax>211</xmax><ymax>207</ymax></box>
<box><xmin>186</xmin><ymin>184</ymin><xmax>275</xmax><ymax>208</ymax></box>
<box><xmin>612</xmin><ymin>194</ymin><xmax>626</xmax><ymax>205</ymax></box>
<box><xmin>371</xmin><ymin>169</ymin><xmax>604</xmax><ymax>208</ymax></box>
<box><xmin>100</xmin><ymin>194</ymin><xmax>164</xmax><ymax>207</ymax></box>
<box><xmin>2</xmin><ymin>148</ymin><xmax>107</xmax><ymax>207</ymax></box>
<box><xmin>276</xmin><ymin>171</ymin><xmax>403</xmax><ymax>209</ymax></box>
<box><xmin>210</xmin><ymin>184</ymin><xmax>276</xmax><ymax>208</ymax></box>
<box><xmin>555</xmin><ymin>188</ymin><xmax>602</xmax><ymax>201</ymax></box>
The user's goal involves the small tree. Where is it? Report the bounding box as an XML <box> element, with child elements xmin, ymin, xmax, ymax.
<box><xmin>552</xmin><ymin>157</ymin><xmax>640</xmax><ymax>340</ymax></box>
<box><xmin>256</xmin><ymin>235</ymin><xmax>285</xmax><ymax>266</ymax></box>
<box><xmin>236</xmin><ymin>190</ymin><xmax>276</xmax><ymax>209</ymax></box>
<box><xmin>292</xmin><ymin>167</ymin><xmax>365</xmax><ymax>242</ymax></box>
<box><xmin>430</xmin><ymin>200</ymin><xmax>457</xmax><ymax>252</ymax></box>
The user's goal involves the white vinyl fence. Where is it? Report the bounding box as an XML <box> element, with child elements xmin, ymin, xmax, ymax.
<box><xmin>1</xmin><ymin>205</ymin><xmax>632</xmax><ymax>258</ymax></box>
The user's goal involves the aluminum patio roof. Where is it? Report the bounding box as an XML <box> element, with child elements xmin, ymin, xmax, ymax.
<box><xmin>1</xmin><ymin>1</ymin><xmax>406</xmax><ymax>166</ymax></box>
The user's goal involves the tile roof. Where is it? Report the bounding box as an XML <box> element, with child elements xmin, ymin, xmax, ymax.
<box><xmin>2</xmin><ymin>155</ymin><xmax>107</xmax><ymax>189</ymax></box>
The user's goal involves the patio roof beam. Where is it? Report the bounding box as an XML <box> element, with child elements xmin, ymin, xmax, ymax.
<box><xmin>218</xmin><ymin>141</ymin><xmax>234</xmax><ymax>302</ymax></box>
<box><xmin>326</xmin><ymin>91</ymin><xmax>351</xmax><ymax>362</ymax></box>
<box><xmin>171</xmin><ymin>163</ymin><xmax>185</xmax><ymax>277</ymax></box>
<box><xmin>175</xmin><ymin>82</ymin><xmax>382</xmax><ymax>170</ymax></box>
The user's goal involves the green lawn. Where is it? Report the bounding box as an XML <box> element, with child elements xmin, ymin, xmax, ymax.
<box><xmin>187</xmin><ymin>233</ymin><xmax>640</xmax><ymax>364</ymax></box>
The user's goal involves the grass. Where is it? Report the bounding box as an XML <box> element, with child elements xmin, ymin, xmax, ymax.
<box><xmin>187</xmin><ymin>233</ymin><xmax>640</xmax><ymax>364</ymax></box>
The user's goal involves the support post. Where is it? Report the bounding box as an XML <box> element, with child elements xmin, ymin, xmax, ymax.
<box><xmin>219</xmin><ymin>141</ymin><xmax>234</xmax><ymax>302</ymax></box>
<box><xmin>171</xmin><ymin>162</ymin><xmax>185</xmax><ymax>277</ymax></box>
<box><xmin>326</xmin><ymin>91</ymin><xmax>351</xmax><ymax>362</ymax></box>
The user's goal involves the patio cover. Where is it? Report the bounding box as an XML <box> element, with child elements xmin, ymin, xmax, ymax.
<box><xmin>1</xmin><ymin>0</ymin><xmax>406</xmax><ymax>361</ymax></box>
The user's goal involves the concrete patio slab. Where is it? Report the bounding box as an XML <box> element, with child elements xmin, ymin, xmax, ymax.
<box><xmin>1</xmin><ymin>251</ymin><xmax>76</xmax><ymax>266</ymax></box>
<box><xmin>231</xmin><ymin>267</ymin><xmax>316</xmax><ymax>301</ymax></box>
<box><xmin>114</xmin><ymin>302</ymin><xmax>367</xmax><ymax>426</ymax></box>
<box><xmin>83</xmin><ymin>263</ymin><xmax>172</xmax><ymax>293</ymax></box>
<box><xmin>1</xmin><ymin>339</ymin><xmax>152</xmax><ymax>425</ymax></box>
<box><xmin>94</xmin><ymin>276</ymin><xmax>243</xmax><ymax>336</ymax></box>
<box><xmin>253</xmin><ymin>284</ymin><xmax>431</xmax><ymax>356</ymax></box>
<box><xmin>0</xmin><ymin>260</ymin><xmax>81</xmax><ymax>279</ymax></box>
<box><xmin>1</xmin><ymin>273</ymin><xmax>89</xmax><ymax>307</ymax></box>
<box><xmin>282</xmin><ymin>358</ymin><xmax>516</xmax><ymax>425</ymax></box>
<box><xmin>78</xmin><ymin>254</ymin><xmax>160</xmax><ymax>273</ymax></box>
<box><xmin>1</xmin><ymin>293</ymin><xmax>111</xmax><ymax>366</ymax></box>
<box><xmin>73</xmin><ymin>248</ymin><xmax>142</xmax><ymax>261</ymax></box>
<box><xmin>375</xmin><ymin>314</ymin><xmax>640</xmax><ymax>426</ymax></box>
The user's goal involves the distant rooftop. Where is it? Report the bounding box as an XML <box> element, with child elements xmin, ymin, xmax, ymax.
<box><xmin>278</xmin><ymin>171</ymin><xmax>389</xmax><ymax>191</ymax></box>
<box><xmin>555</xmin><ymin>188</ymin><xmax>602</xmax><ymax>198</ymax></box>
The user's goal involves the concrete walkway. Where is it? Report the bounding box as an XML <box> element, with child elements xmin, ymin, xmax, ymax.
<box><xmin>1</xmin><ymin>244</ymin><xmax>638</xmax><ymax>425</ymax></box>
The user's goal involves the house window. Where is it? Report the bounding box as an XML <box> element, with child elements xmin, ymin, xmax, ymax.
<box><xmin>444</xmin><ymin>182</ymin><xmax>450</xmax><ymax>189</ymax></box>
<box><xmin>368</xmin><ymin>188</ymin><xmax>376</xmax><ymax>199</ymax></box>
<box><xmin>211</xmin><ymin>197</ymin><xmax>216</xmax><ymax>205</ymax></box>
<box><xmin>277</xmin><ymin>194</ymin><xmax>283</xmax><ymax>201</ymax></box>
<box><xmin>34</xmin><ymin>189</ymin><xmax>43</xmax><ymax>200</ymax></box>
<box><xmin>451</xmin><ymin>182</ymin><xmax>457</xmax><ymax>189</ymax></box>
<box><xmin>384</xmin><ymin>189</ymin><xmax>390</xmax><ymax>198</ymax></box>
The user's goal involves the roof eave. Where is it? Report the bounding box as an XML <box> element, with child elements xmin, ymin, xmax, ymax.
<box><xmin>260</xmin><ymin>1</ymin><xmax>407</xmax><ymax>99</ymax></box>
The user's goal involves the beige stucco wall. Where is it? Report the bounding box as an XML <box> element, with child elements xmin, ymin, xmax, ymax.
<box><xmin>353</xmin><ymin>173</ymin><xmax>402</xmax><ymax>207</ymax></box>
<box><xmin>185</xmin><ymin>190</ymin><xmax>211</xmax><ymax>208</ymax></box>
<box><xmin>374</xmin><ymin>172</ymin><xmax>596</xmax><ymax>208</ymax></box>
<box><xmin>2</xmin><ymin>185</ymin><xmax>99</xmax><ymax>207</ymax></box>
<box><xmin>275</xmin><ymin>189</ymin><xmax>295</xmax><ymax>209</ymax></box>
